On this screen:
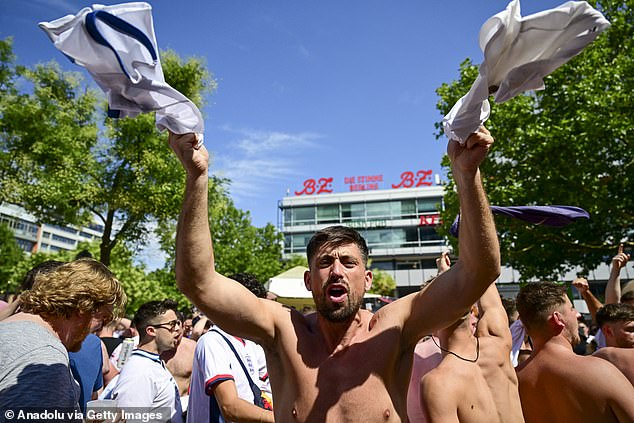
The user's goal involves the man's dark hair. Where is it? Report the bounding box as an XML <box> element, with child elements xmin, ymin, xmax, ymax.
<box><xmin>596</xmin><ymin>303</ymin><xmax>634</xmax><ymax>329</ymax></box>
<box><xmin>229</xmin><ymin>273</ymin><xmax>266</xmax><ymax>298</ymax></box>
<box><xmin>620</xmin><ymin>290</ymin><xmax>634</xmax><ymax>303</ymax></box>
<box><xmin>306</xmin><ymin>226</ymin><xmax>369</xmax><ymax>268</ymax></box>
<box><xmin>74</xmin><ymin>249</ymin><xmax>93</xmax><ymax>260</ymax></box>
<box><xmin>134</xmin><ymin>299</ymin><xmax>179</xmax><ymax>339</ymax></box>
<box><xmin>501</xmin><ymin>296</ymin><xmax>517</xmax><ymax>324</ymax></box>
<box><xmin>20</xmin><ymin>260</ymin><xmax>66</xmax><ymax>291</ymax></box>
<box><xmin>516</xmin><ymin>282</ymin><xmax>567</xmax><ymax>333</ymax></box>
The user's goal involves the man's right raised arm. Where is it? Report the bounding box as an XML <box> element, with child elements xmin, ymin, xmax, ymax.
<box><xmin>169</xmin><ymin>132</ymin><xmax>276</xmax><ymax>343</ymax></box>
<box><xmin>606</xmin><ymin>244</ymin><xmax>630</xmax><ymax>305</ymax></box>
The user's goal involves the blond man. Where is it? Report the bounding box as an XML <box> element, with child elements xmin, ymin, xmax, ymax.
<box><xmin>0</xmin><ymin>259</ymin><xmax>126</xmax><ymax>411</ymax></box>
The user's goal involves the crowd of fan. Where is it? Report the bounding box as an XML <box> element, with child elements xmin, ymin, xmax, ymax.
<box><xmin>1</xmin><ymin>128</ymin><xmax>633</xmax><ymax>422</ymax></box>
<box><xmin>0</xmin><ymin>246</ymin><xmax>632</xmax><ymax>422</ymax></box>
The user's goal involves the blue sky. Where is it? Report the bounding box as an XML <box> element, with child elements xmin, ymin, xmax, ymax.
<box><xmin>1</xmin><ymin>0</ymin><xmax>565</xmax><ymax>231</ymax></box>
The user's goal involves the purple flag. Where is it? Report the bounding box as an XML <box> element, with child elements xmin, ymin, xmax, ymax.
<box><xmin>450</xmin><ymin>205</ymin><xmax>590</xmax><ymax>237</ymax></box>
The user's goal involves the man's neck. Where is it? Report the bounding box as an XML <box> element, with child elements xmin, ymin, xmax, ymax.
<box><xmin>316</xmin><ymin>310</ymin><xmax>368</xmax><ymax>353</ymax></box>
<box><xmin>137</xmin><ymin>339</ymin><xmax>160</xmax><ymax>355</ymax></box>
<box><xmin>440</xmin><ymin>321</ymin><xmax>477</xmax><ymax>359</ymax></box>
<box><xmin>532</xmin><ymin>332</ymin><xmax>574</xmax><ymax>354</ymax></box>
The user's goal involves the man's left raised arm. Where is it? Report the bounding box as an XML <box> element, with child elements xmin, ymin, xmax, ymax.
<box><xmin>400</xmin><ymin>126</ymin><xmax>500</xmax><ymax>345</ymax></box>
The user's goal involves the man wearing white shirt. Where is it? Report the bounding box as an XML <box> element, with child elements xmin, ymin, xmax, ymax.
<box><xmin>187</xmin><ymin>273</ymin><xmax>274</xmax><ymax>423</ymax></box>
<box><xmin>112</xmin><ymin>299</ymin><xmax>183</xmax><ymax>422</ymax></box>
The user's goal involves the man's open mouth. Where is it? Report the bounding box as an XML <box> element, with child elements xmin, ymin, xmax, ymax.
<box><xmin>326</xmin><ymin>284</ymin><xmax>348</xmax><ymax>303</ymax></box>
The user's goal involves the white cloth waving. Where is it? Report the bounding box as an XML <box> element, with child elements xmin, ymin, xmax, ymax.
<box><xmin>442</xmin><ymin>0</ymin><xmax>610</xmax><ymax>143</ymax></box>
<box><xmin>39</xmin><ymin>2</ymin><xmax>204</xmax><ymax>146</ymax></box>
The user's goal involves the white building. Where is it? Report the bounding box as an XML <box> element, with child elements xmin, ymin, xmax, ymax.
<box><xmin>278</xmin><ymin>183</ymin><xmax>633</xmax><ymax>300</ymax></box>
<box><xmin>0</xmin><ymin>203</ymin><xmax>104</xmax><ymax>254</ymax></box>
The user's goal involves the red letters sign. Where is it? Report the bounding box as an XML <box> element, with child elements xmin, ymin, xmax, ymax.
<box><xmin>419</xmin><ymin>214</ymin><xmax>441</xmax><ymax>226</ymax></box>
<box><xmin>391</xmin><ymin>170</ymin><xmax>433</xmax><ymax>189</ymax></box>
<box><xmin>294</xmin><ymin>177</ymin><xmax>334</xmax><ymax>196</ymax></box>
<box><xmin>294</xmin><ymin>169</ymin><xmax>434</xmax><ymax>196</ymax></box>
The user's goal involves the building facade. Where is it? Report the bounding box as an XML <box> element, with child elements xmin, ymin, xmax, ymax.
<box><xmin>278</xmin><ymin>185</ymin><xmax>449</xmax><ymax>297</ymax></box>
<box><xmin>278</xmin><ymin>186</ymin><xmax>633</xmax><ymax>300</ymax></box>
<box><xmin>0</xmin><ymin>203</ymin><xmax>104</xmax><ymax>254</ymax></box>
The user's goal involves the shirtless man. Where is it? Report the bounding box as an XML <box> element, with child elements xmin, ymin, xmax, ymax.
<box><xmin>406</xmin><ymin>252</ymin><xmax>448</xmax><ymax>423</ymax></box>
<box><xmin>593</xmin><ymin>303</ymin><xmax>634</xmax><ymax>385</ymax></box>
<box><xmin>515</xmin><ymin>282</ymin><xmax>634</xmax><ymax>423</ymax></box>
<box><xmin>168</xmin><ymin>127</ymin><xmax>500</xmax><ymax>422</ymax></box>
<box><xmin>161</xmin><ymin>322</ymin><xmax>196</xmax><ymax>400</ymax></box>
<box><xmin>420</xmin><ymin>260</ymin><xmax>524</xmax><ymax>422</ymax></box>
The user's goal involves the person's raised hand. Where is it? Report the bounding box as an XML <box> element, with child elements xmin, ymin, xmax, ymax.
<box><xmin>168</xmin><ymin>131</ymin><xmax>209</xmax><ymax>178</ymax></box>
<box><xmin>447</xmin><ymin>126</ymin><xmax>494</xmax><ymax>175</ymax></box>
<box><xmin>436</xmin><ymin>251</ymin><xmax>451</xmax><ymax>274</ymax></box>
<box><xmin>572</xmin><ymin>277</ymin><xmax>589</xmax><ymax>295</ymax></box>
<box><xmin>612</xmin><ymin>244</ymin><xmax>631</xmax><ymax>270</ymax></box>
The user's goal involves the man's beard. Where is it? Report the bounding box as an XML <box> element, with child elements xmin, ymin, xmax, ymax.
<box><xmin>315</xmin><ymin>289</ymin><xmax>364</xmax><ymax>323</ymax></box>
<box><xmin>67</xmin><ymin>324</ymin><xmax>91</xmax><ymax>352</ymax></box>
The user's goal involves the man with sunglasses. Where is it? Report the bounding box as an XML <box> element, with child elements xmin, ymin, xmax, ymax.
<box><xmin>111</xmin><ymin>299</ymin><xmax>183</xmax><ymax>422</ymax></box>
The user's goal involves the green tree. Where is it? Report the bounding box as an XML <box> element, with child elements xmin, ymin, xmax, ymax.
<box><xmin>2</xmin><ymin>240</ymin><xmax>190</xmax><ymax>314</ymax></box>
<box><xmin>368</xmin><ymin>267</ymin><xmax>396</xmax><ymax>297</ymax></box>
<box><xmin>0</xmin><ymin>222</ymin><xmax>24</xmax><ymax>291</ymax></box>
<box><xmin>435</xmin><ymin>0</ymin><xmax>634</xmax><ymax>280</ymax></box>
<box><xmin>210</xmin><ymin>197</ymin><xmax>285</xmax><ymax>285</ymax></box>
<box><xmin>0</xmin><ymin>42</ymin><xmax>218</xmax><ymax>266</ymax></box>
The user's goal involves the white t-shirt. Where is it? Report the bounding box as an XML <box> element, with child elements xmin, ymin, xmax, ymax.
<box><xmin>111</xmin><ymin>349</ymin><xmax>183</xmax><ymax>423</ymax></box>
<box><xmin>187</xmin><ymin>328</ymin><xmax>268</xmax><ymax>423</ymax></box>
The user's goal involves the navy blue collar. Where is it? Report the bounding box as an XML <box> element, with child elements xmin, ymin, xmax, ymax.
<box><xmin>131</xmin><ymin>348</ymin><xmax>162</xmax><ymax>363</ymax></box>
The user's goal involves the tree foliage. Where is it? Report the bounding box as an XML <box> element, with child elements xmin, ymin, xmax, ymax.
<box><xmin>368</xmin><ymin>267</ymin><xmax>397</xmax><ymax>297</ymax></box>
<box><xmin>435</xmin><ymin>0</ymin><xmax>634</xmax><ymax>280</ymax></box>
<box><xmin>0</xmin><ymin>42</ymin><xmax>218</xmax><ymax>266</ymax></box>
<box><xmin>0</xmin><ymin>38</ymin><xmax>294</xmax><ymax>304</ymax></box>
<box><xmin>0</xmin><ymin>239</ymin><xmax>191</xmax><ymax>315</ymax></box>
<box><xmin>210</xmin><ymin>197</ymin><xmax>285</xmax><ymax>285</ymax></box>
<box><xmin>0</xmin><ymin>222</ymin><xmax>24</xmax><ymax>291</ymax></box>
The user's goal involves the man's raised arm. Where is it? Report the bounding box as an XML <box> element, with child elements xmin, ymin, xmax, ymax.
<box><xmin>401</xmin><ymin>127</ymin><xmax>500</xmax><ymax>344</ymax></box>
<box><xmin>169</xmin><ymin>132</ymin><xmax>275</xmax><ymax>343</ymax></box>
<box><xmin>606</xmin><ymin>244</ymin><xmax>630</xmax><ymax>304</ymax></box>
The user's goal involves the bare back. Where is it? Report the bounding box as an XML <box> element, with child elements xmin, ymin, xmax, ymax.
<box><xmin>594</xmin><ymin>347</ymin><xmax>634</xmax><ymax>386</ymax></box>
<box><xmin>421</xmin><ymin>354</ymin><xmax>500</xmax><ymax>423</ymax></box>
<box><xmin>517</xmin><ymin>344</ymin><xmax>634</xmax><ymax>423</ymax></box>
<box><xmin>263</xmin><ymin>306</ymin><xmax>413</xmax><ymax>422</ymax></box>
<box><xmin>475</xmin><ymin>326</ymin><xmax>524</xmax><ymax>422</ymax></box>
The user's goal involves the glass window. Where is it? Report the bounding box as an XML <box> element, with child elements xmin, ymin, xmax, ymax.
<box><xmin>88</xmin><ymin>223</ymin><xmax>105</xmax><ymax>232</ymax></box>
<box><xmin>52</xmin><ymin>234</ymin><xmax>76</xmax><ymax>245</ymax></box>
<box><xmin>404</xmin><ymin>227</ymin><xmax>419</xmax><ymax>246</ymax></box>
<box><xmin>366</xmin><ymin>202</ymin><xmax>392</xmax><ymax>219</ymax></box>
<box><xmin>283</xmin><ymin>208</ymin><xmax>292</xmax><ymax>225</ymax></box>
<box><xmin>417</xmin><ymin>197</ymin><xmax>441</xmax><ymax>213</ymax></box>
<box><xmin>400</xmin><ymin>200</ymin><xmax>416</xmax><ymax>219</ymax></box>
<box><xmin>292</xmin><ymin>207</ymin><xmax>315</xmax><ymax>225</ymax></box>
<box><xmin>284</xmin><ymin>234</ymin><xmax>292</xmax><ymax>254</ymax></box>
<box><xmin>371</xmin><ymin>260</ymin><xmax>394</xmax><ymax>270</ymax></box>
<box><xmin>317</xmin><ymin>204</ymin><xmax>339</xmax><ymax>224</ymax></box>
<box><xmin>291</xmin><ymin>233</ymin><xmax>313</xmax><ymax>254</ymax></box>
<box><xmin>50</xmin><ymin>224</ymin><xmax>77</xmax><ymax>235</ymax></box>
<box><xmin>364</xmin><ymin>228</ymin><xmax>405</xmax><ymax>248</ymax></box>
<box><xmin>341</xmin><ymin>203</ymin><xmax>365</xmax><ymax>221</ymax></box>
<box><xmin>396</xmin><ymin>261</ymin><xmax>420</xmax><ymax>270</ymax></box>
<box><xmin>16</xmin><ymin>239</ymin><xmax>35</xmax><ymax>252</ymax></box>
<box><xmin>419</xmin><ymin>227</ymin><xmax>443</xmax><ymax>242</ymax></box>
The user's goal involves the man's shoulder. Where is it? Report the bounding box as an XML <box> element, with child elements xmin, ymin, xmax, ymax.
<box><xmin>594</xmin><ymin>346</ymin><xmax>634</xmax><ymax>360</ymax></box>
<box><xmin>421</xmin><ymin>364</ymin><xmax>465</xmax><ymax>403</ymax></box>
